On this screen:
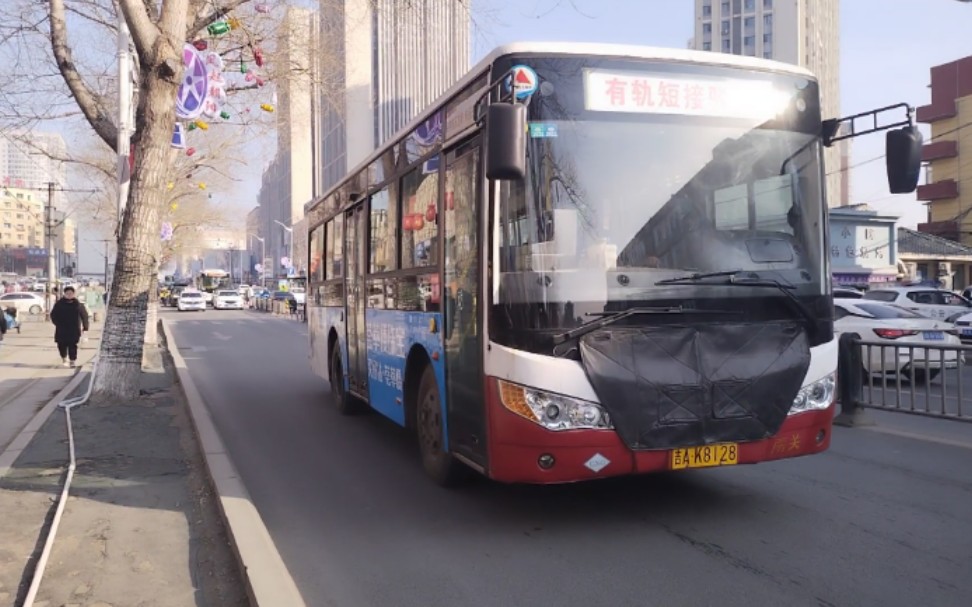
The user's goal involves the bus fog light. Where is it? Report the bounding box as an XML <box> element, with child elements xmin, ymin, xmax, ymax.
<box><xmin>498</xmin><ymin>380</ymin><xmax>613</xmax><ymax>431</ymax></box>
<box><xmin>789</xmin><ymin>373</ymin><xmax>836</xmax><ymax>415</ymax></box>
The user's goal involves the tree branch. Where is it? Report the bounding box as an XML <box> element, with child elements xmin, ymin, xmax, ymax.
<box><xmin>187</xmin><ymin>0</ymin><xmax>251</xmax><ymax>39</ymax></box>
<box><xmin>49</xmin><ymin>0</ymin><xmax>117</xmax><ymax>150</ymax></box>
<box><xmin>118</xmin><ymin>0</ymin><xmax>159</xmax><ymax>61</ymax></box>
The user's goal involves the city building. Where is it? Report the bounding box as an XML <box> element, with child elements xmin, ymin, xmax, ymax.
<box><xmin>245</xmin><ymin>206</ymin><xmax>263</xmax><ymax>282</ymax></box>
<box><xmin>829</xmin><ymin>206</ymin><xmax>899</xmax><ymax>287</ymax></box>
<box><xmin>693</xmin><ymin>0</ymin><xmax>848</xmax><ymax>206</ymax></box>
<box><xmin>258</xmin><ymin>6</ymin><xmax>315</xmax><ymax>279</ymax></box>
<box><xmin>897</xmin><ymin>227</ymin><xmax>972</xmax><ymax>292</ymax></box>
<box><xmin>0</xmin><ymin>186</ymin><xmax>44</xmax><ymax>249</ymax></box>
<box><xmin>311</xmin><ymin>0</ymin><xmax>471</xmax><ymax>196</ymax></box>
<box><xmin>915</xmin><ymin>55</ymin><xmax>972</xmax><ymax>246</ymax></box>
<box><xmin>0</xmin><ymin>132</ymin><xmax>68</xmax><ymax>210</ymax></box>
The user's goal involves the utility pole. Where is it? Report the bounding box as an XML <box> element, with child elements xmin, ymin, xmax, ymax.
<box><xmin>45</xmin><ymin>182</ymin><xmax>57</xmax><ymax>318</ymax></box>
<box><xmin>117</xmin><ymin>17</ymin><xmax>132</xmax><ymax>229</ymax></box>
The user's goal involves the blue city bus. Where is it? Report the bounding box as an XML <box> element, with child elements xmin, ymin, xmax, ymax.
<box><xmin>304</xmin><ymin>42</ymin><xmax>921</xmax><ymax>486</ymax></box>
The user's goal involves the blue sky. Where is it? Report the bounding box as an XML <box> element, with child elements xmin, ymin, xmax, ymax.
<box><xmin>78</xmin><ymin>0</ymin><xmax>972</xmax><ymax>272</ymax></box>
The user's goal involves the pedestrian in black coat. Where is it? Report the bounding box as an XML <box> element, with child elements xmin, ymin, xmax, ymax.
<box><xmin>50</xmin><ymin>285</ymin><xmax>90</xmax><ymax>367</ymax></box>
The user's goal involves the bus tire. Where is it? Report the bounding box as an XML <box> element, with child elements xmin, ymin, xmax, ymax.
<box><xmin>416</xmin><ymin>365</ymin><xmax>466</xmax><ymax>487</ymax></box>
<box><xmin>331</xmin><ymin>347</ymin><xmax>360</xmax><ymax>415</ymax></box>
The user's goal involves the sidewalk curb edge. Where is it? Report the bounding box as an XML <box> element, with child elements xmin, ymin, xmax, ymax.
<box><xmin>161</xmin><ymin>318</ymin><xmax>307</xmax><ymax>607</ymax></box>
<box><xmin>0</xmin><ymin>367</ymin><xmax>88</xmax><ymax>479</ymax></box>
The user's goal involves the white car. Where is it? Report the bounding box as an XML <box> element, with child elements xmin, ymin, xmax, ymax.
<box><xmin>0</xmin><ymin>292</ymin><xmax>46</xmax><ymax>315</ymax></box>
<box><xmin>177</xmin><ymin>291</ymin><xmax>206</xmax><ymax>312</ymax></box>
<box><xmin>835</xmin><ymin>299</ymin><xmax>961</xmax><ymax>383</ymax></box>
<box><xmin>862</xmin><ymin>286</ymin><xmax>972</xmax><ymax>321</ymax></box>
<box><xmin>291</xmin><ymin>287</ymin><xmax>306</xmax><ymax>305</ymax></box>
<box><xmin>213</xmin><ymin>289</ymin><xmax>244</xmax><ymax>310</ymax></box>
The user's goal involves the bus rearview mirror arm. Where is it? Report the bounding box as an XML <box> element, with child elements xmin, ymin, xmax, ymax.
<box><xmin>821</xmin><ymin>103</ymin><xmax>923</xmax><ymax>195</ymax></box>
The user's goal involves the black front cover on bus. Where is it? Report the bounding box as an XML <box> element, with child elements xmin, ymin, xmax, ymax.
<box><xmin>579</xmin><ymin>322</ymin><xmax>810</xmax><ymax>450</ymax></box>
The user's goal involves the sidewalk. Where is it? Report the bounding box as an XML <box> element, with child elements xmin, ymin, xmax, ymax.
<box><xmin>0</xmin><ymin>320</ymin><xmax>102</xmax><ymax>453</ymax></box>
<box><xmin>0</xmin><ymin>333</ymin><xmax>249</xmax><ymax>606</ymax></box>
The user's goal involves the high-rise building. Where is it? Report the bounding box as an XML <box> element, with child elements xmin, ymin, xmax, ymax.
<box><xmin>915</xmin><ymin>55</ymin><xmax>972</xmax><ymax>246</ymax></box>
<box><xmin>258</xmin><ymin>6</ymin><xmax>315</xmax><ymax>277</ymax></box>
<box><xmin>311</xmin><ymin>0</ymin><xmax>471</xmax><ymax>197</ymax></box>
<box><xmin>0</xmin><ymin>132</ymin><xmax>68</xmax><ymax>211</ymax></box>
<box><xmin>0</xmin><ymin>187</ymin><xmax>44</xmax><ymax>249</ymax></box>
<box><xmin>693</xmin><ymin>0</ymin><xmax>847</xmax><ymax>206</ymax></box>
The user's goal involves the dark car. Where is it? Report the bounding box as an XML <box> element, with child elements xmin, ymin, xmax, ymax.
<box><xmin>272</xmin><ymin>290</ymin><xmax>295</xmax><ymax>302</ymax></box>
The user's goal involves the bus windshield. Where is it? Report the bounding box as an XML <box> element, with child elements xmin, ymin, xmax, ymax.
<box><xmin>492</xmin><ymin>57</ymin><xmax>829</xmax><ymax>352</ymax></box>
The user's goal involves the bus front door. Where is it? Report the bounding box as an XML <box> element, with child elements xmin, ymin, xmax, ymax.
<box><xmin>345</xmin><ymin>204</ymin><xmax>368</xmax><ymax>397</ymax></box>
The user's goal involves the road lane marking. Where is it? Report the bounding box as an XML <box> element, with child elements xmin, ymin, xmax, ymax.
<box><xmin>860</xmin><ymin>425</ymin><xmax>972</xmax><ymax>451</ymax></box>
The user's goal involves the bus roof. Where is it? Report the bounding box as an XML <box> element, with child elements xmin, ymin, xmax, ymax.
<box><xmin>305</xmin><ymin>41</ymin><xmax>817</xmax><ymax>216</ymax></box>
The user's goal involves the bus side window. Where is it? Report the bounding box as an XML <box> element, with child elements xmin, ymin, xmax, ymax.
<box><xmin>401</xmin><ymin>163</ymin><xmax>439</xmax><ymax>269</ymax></box>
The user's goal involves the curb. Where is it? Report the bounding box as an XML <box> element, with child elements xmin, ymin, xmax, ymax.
<box><xmin>160</xmin><ymin>318</ymin><xmax>306</xmax><ymax>607</ymax></box>
<box><xmin>0</xmin><ymin>366</ymin><xmax>89</xmax><ymax>479</ymax></box>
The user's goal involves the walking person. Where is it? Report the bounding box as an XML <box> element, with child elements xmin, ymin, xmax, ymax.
<box><xmin>50</xmin><ymin>285</ymin><xmax>90</xmax><ymax>368</ymax></box>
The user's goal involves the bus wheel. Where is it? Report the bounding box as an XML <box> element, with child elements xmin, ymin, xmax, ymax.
<box><xmin>416</xmin><ymin>365</ymin><xmax>466</xmax><ymax>487</ymax></box>
<box><xmin>330</xmin><ymin>348</ymin><xmax>359</xmax><ymax>415</ymax></box>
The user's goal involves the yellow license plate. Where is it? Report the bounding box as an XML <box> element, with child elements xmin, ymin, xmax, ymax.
<box><xmin>671</xmin><ymin>443</ymin><xmax>739</xmax><ymax>470</ymax></box>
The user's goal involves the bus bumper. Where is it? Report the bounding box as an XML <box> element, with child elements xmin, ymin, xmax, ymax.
<box><xmin>483</xmin><ymin>381</ymin><xmax>834</xmax><ymax>484</ymax></box>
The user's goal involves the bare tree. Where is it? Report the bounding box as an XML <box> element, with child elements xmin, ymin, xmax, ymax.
<box><xmin>1</xmin><ymin>0</ymin><xmax>478</xmax><ymax>400</ymax></box>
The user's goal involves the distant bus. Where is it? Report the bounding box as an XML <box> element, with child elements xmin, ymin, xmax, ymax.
<box><xmin>304</xmin><ymin>42</ymin><xmax>921</xmax><ymax>486</ymax></box>
<box><xmin>195</xmin><ymin>269</ymin><xmax>230</xmax><ymax>303</ymax></box>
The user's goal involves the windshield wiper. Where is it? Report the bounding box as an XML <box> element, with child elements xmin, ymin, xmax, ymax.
<box><xmin>655</xmin><ymin>271</ymin><xmax>816</xmax><ymax>327</ymax></box>
<box><xmin>550</xmin><ymin>306</ymin><xmax>740</xmax><ymax>345</ymax></box>
<box><xmin>655</xmin><ymin>269</ymin><xmax>744</xmax><ymax>285</ymax></box>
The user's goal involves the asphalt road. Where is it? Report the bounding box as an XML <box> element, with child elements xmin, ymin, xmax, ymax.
<box><xmin>166</xmin><ymin>309</ymin><xmax>972</xmax><ymax>607</ymax></box>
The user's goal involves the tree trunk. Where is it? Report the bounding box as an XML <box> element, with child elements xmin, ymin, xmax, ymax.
<box><xmin>93</xmin><ymin>62</ymin><xmax>179</xmax><ymax>400</ymax></box>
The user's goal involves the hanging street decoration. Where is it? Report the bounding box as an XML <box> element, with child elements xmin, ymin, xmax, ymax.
<box><xmin>207</xmin><ymin>21</ymin><xmax>231</xmax><ymax>36</ymax></box>
<box><xmin>260</xmin><ymin>103</ymin><xmax>274</xmax><ymax>113</ymax></box>
<box><xmin>175</xmin><ymin>44</ymin><xmax>209</xmax><ymax>120</ymax></box>
<box><xmin>255</xmin><ymin>3</ymin><xmax>272</xmax><ymax>13</ymax></box>
<box><xmin>161</xmin><ymin>222</ymin><xmax>174</xmax><ymax>241</ymax></box>
<box><xmin>192</xmin><ymin>39</ymin><xmax>208</xmax><ymax>51</ymax></box>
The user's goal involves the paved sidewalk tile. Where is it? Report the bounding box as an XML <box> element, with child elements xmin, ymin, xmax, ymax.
<box><xmin>0</xmin><ymin>320</ymin><xmax>103</xmax><ymax>452</ymax></box>
<box><xmin>0</xmin><ymin>350</ymin><xmax>248</xmax><ymax>606</ymax></box>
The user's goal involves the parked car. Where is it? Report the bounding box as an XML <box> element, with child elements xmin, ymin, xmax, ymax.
<box><xmin>834</xmin><ymin>287</ymin><xmax>865</xmax><ymax>299</ymax></box>
<box><xmin>835</xmin><ymin>299</ymin><xmax>961</xmax><ymax>383</ymax></box>
<box><xmin>0</xmin><ymin>292</ymin><xmax>46</xmax><ymax>316</ymax></box>
<box><xmin>177</xmin><ymin>290</ymin><xmax>206</xmax><ymax>312</ymax></box>
<box><xmin>213</xmin><ymin>290</ymin><xmax>244</xmax><ymax>310</ymax></box>
<box><xmin>863</xmin><ymin>286</ymin><xmax>972</xmax><ymax>321</ymax></box>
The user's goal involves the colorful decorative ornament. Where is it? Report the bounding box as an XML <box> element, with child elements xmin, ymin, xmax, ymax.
<box><xmin>260</xmin><ymin>103</ymin><xmax>274</xmax><ymax>113</ymax></box>
<box><xmin>186</xmin><ymin>147</ymin><xmax>196</xmax><ymax>156</ymax></box>
<box><xmin>192</xmin><ymin>39</ymin><xmax>208</xmax><ymax>51</ymax></box>
<box><xmin>253</xmin><ymin>47</ymin><xmax>265</xmax><ymax>67</ymax></box>
<box><xmin>228</xmin><ymin>17</ymin><xmax>242</xmax><ymax>30</ymax></box>
<box><xmin>240</xmin><ymin>60</ymin><xmax>248</xmax><ymax>74</ymax></box>
<box><xmin>170</xmin><ymin>202</ymin><xmax>179</xmax><ymax>211</ymax></box>
<box><xmin>255</xmin><ymin>3</ymin><xmax>271</xmax><ymax>13</ymax></box>
<box><xmin>187</xmin><ymin>122</ymin><xmax>197</xmax><ymax>131</ymax></box>
<box><xmin>161</xmin><ymin>222</ymin><xmax>174</xmax><ymax>241</ymax></box>
<box><xmin>166</xmin><ymin>182</ymin><xmax>174</xmax><ymax>191</ymax></box>
<box><xmin>220</xmin><ymin>110</ymin><xmax>231</xmax><ymax>120</ymax></box>
<box><xmin>198</xmin><ymin>182</ymin><xmax>207</xmax><ymax>190</ymax></box>
<box><xmin>207</xmin><ymin>21</ymin><xmax>231</xmax><ymax>36</ymax></box>
<box><xmin>193</xmin><ymin>120</ymin><xmax>209</xmax><ymax>130</ymax></box>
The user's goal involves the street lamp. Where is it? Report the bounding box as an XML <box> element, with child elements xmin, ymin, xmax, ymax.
<box><xmin>273</xmin><ymin>219</ymin><xmax>294</xmax><ymax>277</ymax></box>
<box><xmin>248</xmin><ymin>233</ymin><xmax>265</xmax><ymax>284</ymax></box>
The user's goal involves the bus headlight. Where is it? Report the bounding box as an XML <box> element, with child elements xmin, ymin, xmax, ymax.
<box><xmin>497</xmin><ymin>380</ymin><xmax>613</xmax><ymax>431</ymax></box>
<box><xmin>789</xmin><ymin>373</ymin><xmax>836</xmax><ymax>415</ymax></box>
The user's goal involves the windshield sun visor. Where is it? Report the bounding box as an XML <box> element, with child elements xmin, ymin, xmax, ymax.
<box><xmin>579</xmin><ymin>321</ymin><xmax>811</xmax><ymax>450</ymax></box>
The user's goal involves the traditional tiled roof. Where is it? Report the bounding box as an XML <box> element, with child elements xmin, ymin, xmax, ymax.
<box><xmin>897</xmin><ymin>227</ymin><xmax>972</xmax><ymax>258</ymax></box>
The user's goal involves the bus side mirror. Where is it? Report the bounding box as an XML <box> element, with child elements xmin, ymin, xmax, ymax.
<box><xmin>485</xmin><ymin>103</ymin><xmax>527</xmax><ymax>180</ymax></box>
<box><xmin>886</xmin><ymin>126</ymin><xmax>923</xmax><ymax>194</ymax></box>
